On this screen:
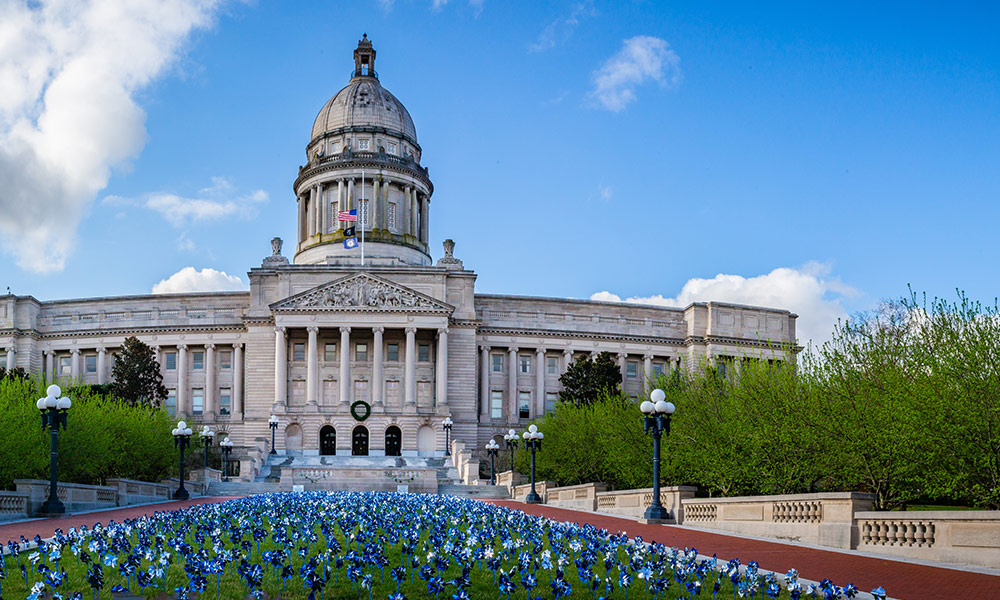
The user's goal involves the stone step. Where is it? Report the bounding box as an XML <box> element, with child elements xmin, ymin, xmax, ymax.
<box><xmin>437</xmin><ymin>484</ymin><xmax>510</xmax><ymax>499</ymax></box>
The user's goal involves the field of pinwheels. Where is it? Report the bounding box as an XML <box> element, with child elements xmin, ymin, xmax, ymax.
<box><xmin>1</xmin><ymin>492</ymin><xmax>884</xmax><ymax>600</ymax></box>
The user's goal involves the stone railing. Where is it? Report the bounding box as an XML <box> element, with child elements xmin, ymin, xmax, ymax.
<box><xmin>513</xmin><ymin>480</ymin><xmax>555</xmax><ymax>503</ymax></box>
<box><xmin>545</xmin><ymin>483</ymin><xmax>607</xmax><ymax>511</ymax></box>
<box><xmin>855</xmin><ymin>510</ymin><xmax>1000</xmax><ymax>569</ymax></box>
<box><xmin>496</xmin><ymin>470</ymin><xmax>522</xmax><ymax>496</ymax></box>
<box><xmin>680</xmin><ymin>492</ymin><xmax>874</xmax><ymax>549</ymax></box>
<box><xmin>191</xmin><ymin>467</ymin><xmax>223</xmax><ymax>483</ymax></box>
<box><xmin>15</xmin><ymin>480</ymin><xmax>119</xmax><ymax>515</ymax></box>
<box><xmin>106</xmin><ymin>478</ymin><xmax>172</xmax><ymax>505</ymax></box>
<box><xmin>159</xmin><ymin>478</ymin><xmax>206</xmax><ymax>496</ymax></box>
<box><xmin>450</xmin><ymin>440</ymin><xmax>482</xmax><ymax>485</ymax></box>
<box><xmin>0</xmin><ymin>492</ymin><xmax>29</xmax><ymax>522</ymax></box>
<box><xmin>596</xmin><ymin>486</ymin><xmax>697</xmax><ymax>522</ymax></box>
<box><xmin>283</xmin><ymin>467</ymin><xmax>438</xmax><ymax>494</ymax></box>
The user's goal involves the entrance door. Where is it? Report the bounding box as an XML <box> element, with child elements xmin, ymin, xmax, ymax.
<box><xmin>385</xmin><ymin>426</ymin><xmax>401</xmax><ymax>457</ymax></box>
<box><xmin>352</xmin><ymin>426</ymin><xmax>369</xmax><ymax>456</ymax></box>
<box><xmin>320</xmin><ymin>426</ymin><xmax>336</xmax><ymax>456</ymax></box>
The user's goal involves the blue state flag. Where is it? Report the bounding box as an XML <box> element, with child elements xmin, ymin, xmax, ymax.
<box><xmin>343</xmin><ymin>236</ymin><xmax>358</xmax><ymax>249</ymax></box>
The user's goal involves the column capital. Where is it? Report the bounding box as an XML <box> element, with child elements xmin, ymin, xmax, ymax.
<box><xmin>479</xmin><ymin>345</ymin><xmax>491</xmax><ymax>352</ymax></box>
<box><xmin>643</xmin><ymin>353</ymin><xmax>655</xmax><ymax>360</ymax></box>
<box><xmin>373</xmin><ymin>326</ymin><xmax>385</xmax><ymax>334</ymax></box>
<box><xmin>535</xmin><ymin>347</ymin><xmax>545</xmax><ymax>355</ymax></box>
<box><xmin>437</xmin><ymin>327</ymin><xmax>449</xmax><ymax>336</ymax></box>
<box><xmin>563</xmin><ymin>348</ymin><xmax>573</xmax><ymax>355</ymax></box>
<box><xmin>405</xmin><ymin>326</ymin><xmax>417</xmax><ymax>334</ymax></box>
<box><xmin>234</xmin><ymin>342</ymin><xmax>244</xmax><ymax>350</ymax></box>
<box><xmin>508</xmin><ymin>346</ymin><xmax>519</xmax><ymax>353</ymax></box>
<box><xmin>178</xmin><ymin>344</ymin><xmax>188</xmax><ymax>350</ymax></box>
<box><xmin>275</xmin><ymin>326</ymin><xmax>286</xmax><ymax>335</ymax></box>
<box><xmin>340</xmin><ymin>326</ymin><xmax>352</xmax><ymax>334</ymax></box>
<box><xmin>307</xmin><ymin>326</ymin><xmax>319</xmax><ymax>334</ymax></box>
<box><xmin>96</xmin><ymin>345</ymin><xmax>106</xmax><ymax>353</ymax></box>
<box><xmin>70</xmin><ymin>348</ymin><xmax>80</xmax><ymax>355</ymax></box>
<box><xmin>206</xmin><ymin>343</ymin><xmax>216</xmax><ymax>350</ymax></box>
<box><xmin>42</xmin><ymin>349</ymin><xmax>50</xmax><ymax>356</ymax></box>
<box><xmin>149</xmin><ymin>346</ymin><xmax>158</xmax><ymax>354</ymax></box>
<box><xmin>618</xmin><ymin>352</ymin><xmax>628</xmax><ymax>359</ymax></box>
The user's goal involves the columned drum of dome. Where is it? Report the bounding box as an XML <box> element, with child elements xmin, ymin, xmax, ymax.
<box><xmin>294</xmin><ymin>34</ymin><xmax>433</xmax><ymax>267</ymax></box>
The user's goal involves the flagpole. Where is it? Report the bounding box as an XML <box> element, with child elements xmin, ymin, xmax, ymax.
<box><xmin>361</xmin><ymin>168</ymin><xmax>365</xmax><ymax>266</ymax></box>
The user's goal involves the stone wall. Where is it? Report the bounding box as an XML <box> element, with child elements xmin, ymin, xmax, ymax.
<box><xmin>596</xmin><ymin>486</ymin><xmax>697</xmax><ymax>521</ymax></box>
<box><xmin>855</xmin><ymin>510</ymin><xmax>1000</xmax><ymax>570</ymax></box>
<box><xmin>12</xmin><ymin>477</ymin><xmax>199</xmax><ymax>518</ymax></box>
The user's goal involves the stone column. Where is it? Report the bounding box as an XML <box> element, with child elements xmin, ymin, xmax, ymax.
<box><xmin>402</xmin><ymin>185</ymin><xmax>411</xmax><ymax>236</ymax></box>
<box><xmin>373</xmin><ymin>178</ymin><xmax>381</xmax><ymax>229</ymax></box>
<box><xmin>508</xmin><ymin>347</ymin><xmax>518</xmax><ymax>421</ymax></box>
<box><xmin>306</xmin><ymin>187</ymin><xmax>315</xmax><ymax>236</ymax></box>
<box><xmin>70</xmin><ymin>349</ymin><xmax>80</xmax><ymax>379</ymax></box>
<box><xmin>479</xmin><ymin>345</ymin><xmax>490</xmax><ymax>420</ymax></box>
<box><xmin>306</xmin><ymin>327</ymin><xmax>318</xmax><ymax>406</ymax></box>
<box><xmin>318</xmin><ymin>183</ymin><xmax>326</xmax><ymax>234</ymax></box>
<box><xmin>404</xmin><ymin>327</ymin><xmax>417</xmax><ymax>406</ymax></box>
<box><xmin>618</xmin><ymin>352</ymin><xmax>628</xmax><ymax>383</ymax></box>
<box><xmin>435</xmin><ymin>328</ymin><xmax>448</xmax><ymax>408</ymax></box>
<box><xmin>297</xmin><ymin>195</ymin><xmax>305</xmax><ymax>243</ymax></box>
<box><xmin>644</xmin><ymin>353</ymin><xmax>653</xmax><ymax>383</ymax></box>
<box><xmin>563</xmin><ymin>348</ymin><xmax>573</xmax><ymax>372</ymax></box>
<box><xmin>411</xmin><ymin>191</ymin><xmax>418</xmax><ymax>236</ymax></box>
<box><xmin>535</xmin><ymin>347</ymin><xmax>545</xmax><ymax>416</ymax></box>
<box><xmin>5</xmin><ymin>346</ymin><xmax>14</xmax><ymax>370</ymax></box>
<box><xmin>339</xmin><ymin>327</ymin><xmax>351</xmax><ymax>404</ymax></box>
<box><xmin>372</xmin><ymin>327</ymin><xmax>384</xmax><ymax>406</ymax></box>
<box><xmin>274</xmin><ymin>328</ymin><xmax>286</xmax><ymax>408</ymax></box>
<box><xmin>233</xmin><ymin>343</ymin><xmax>244</xmax><ymax>416</ymax></box>
<box><xmin>336</xmin><ymin>179</ymin><xmax>345</xmax><ymax>231</ymax></box>
<box><xmin>205</xmin><ymin>344</ymin><xmax>216</xmax><ymax>417</ymax></box>
<box><xmin>96</xmin><ymin>347</ymin><xmax>107</xmax><ymax>385</ymax></box>
<box><xmin>420</xmin><ymin>195</ymin><xmax>429</xmax><ymax>243</ymax></box>
<box><xmin>44</xmin><ymin>351</ymin><xmax>53</xmax><ymax>380</ymax></box>
<box><xmin>348</xmin><ymin>178</ymin><xmax>355</xmax><ymax>210</ymax></box>
<box><xmin>178</xmin><ymin>344</ymin><xmax>188</xmax><ymax>416</ymax></box>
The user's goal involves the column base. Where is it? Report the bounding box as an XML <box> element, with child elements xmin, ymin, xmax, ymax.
<box><xmin>642</xmin><ymin>504</ymin><xmax>672</xmax><ymax>521</ymax></box>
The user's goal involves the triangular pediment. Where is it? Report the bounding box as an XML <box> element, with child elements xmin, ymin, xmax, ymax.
<box><xmin>270</xmin><ymin>272</ymin><xmax>454</xmax><ymax>314</ymax></box>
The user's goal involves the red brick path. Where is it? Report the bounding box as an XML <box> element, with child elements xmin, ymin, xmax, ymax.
<box><xmin>0</xmin><ymin>496</ymin><xmax>239</xmax><ymax>544</ymax></box>
<box><xmin>483</xmin><ymin>500</ymin><xmax>1000</xmax><ymax>600</ymax></box>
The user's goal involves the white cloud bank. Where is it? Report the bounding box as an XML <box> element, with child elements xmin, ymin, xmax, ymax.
<box><xmin>591</xmin><ymin>263</ymin><xmax>859</xmax><ymax>348</ymax></box>
<box><xmin>589</xmin><ymin>35</ymin><xmax>681</xmax><ymax>112</ymax></box>
<box><xmin>152</xmin><ymin>267</ymin><xmax>247</xmax><ymax>294</ymax></box>
<box><xmin>106</xmin><ymin>176</ymin><xmax>268</xmax><ymax>227</ymax></box>
<box><xmin>0</xmin><ymin>0</ymin><xmax>224</xmax><ymax>273</ymax></box>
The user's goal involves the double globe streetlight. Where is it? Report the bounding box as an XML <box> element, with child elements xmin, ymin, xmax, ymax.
<box><xmin>36</xmin><ymin>384</ymin><xmax>71</xmax><ymax>515</ymax></box>
<box><xmin>484</xmin><ymin>439</ymin><xmax>500</xmax><ymax>485</ymax></box>
<box><xmin>200</xmin><ymin>425</ymin><xmax>214</xmax><ymax>469</ymax></box>
<box><xmin>171</xmin><ymin>421</ymin><xmax>193</xmax><ymax>500</ymax></box>
<box><xmin>639</xmin><ymin>388</ymin><xmax>675</xmax><ymax>521</ymax></box>
<box><xmin>503</xmin><ymin>429</ymin><xmax>518</xmax><ymax>474</ymax></box>
<box><xmin>522</xmin><ymin>424</ymin><xmax>544</xmax><ymax>504</ymax></box>
<box><xmin>442</xmin><ymin>417</ymin><xmax>454</xmax><ymax>456</ymax></box>
<box><xmin>268</xmin><ymin>415</ymin><xmax>279</xmax><ymax>455</ymax></box>
<box><xmin>220</xmin><ymin>436</ymin><xmax>234</xmax><ymax>482</ymax></box>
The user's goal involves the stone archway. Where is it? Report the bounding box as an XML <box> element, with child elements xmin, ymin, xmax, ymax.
<box><xmin>352</xmin><ymin>425</ymin><xmax>369</xmax><ymax>456</ymax></box>
<box><xmin>385</xmin><ymin>425</ymin><xmax>401</xmax><ymax>457</ymax></box>
<box><xmin>320</xmin><ymin>425</ymin><xmax>336</xmax><ymax>455</ymax></box>
<box><xmin>285</xmin><ymin>423</ymin><xmax>303</xmax><ymax>451</ymax></box>
<box><xmin>416</xmin><ymin>425</ymin><xmax>435</xmax><ymax>457</ymax></box>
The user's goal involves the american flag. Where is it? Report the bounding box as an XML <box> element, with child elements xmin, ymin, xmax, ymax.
<box><xmin>338</xmin><ymin>209</ymin><xmax>357</xmax><ymax>222</ymax></box>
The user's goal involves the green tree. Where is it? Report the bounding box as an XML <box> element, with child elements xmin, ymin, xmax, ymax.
<box><xmin>110</xmin><ymin>336</ymin><xmax>167</xmax><ymax>407</ymax></box>
<box><xmin>558</xmin><ymin>351</ymin><xmax>622</xmax><ymax>406</ymax></box>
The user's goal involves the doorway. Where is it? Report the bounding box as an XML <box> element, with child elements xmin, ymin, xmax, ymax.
<box><xmin>320</xmin><ymin>425</ymin><xmax>336</xmax><ymax>456</ymax></box>
<box><xmin>352</xmin><ymin>426</ymin><xmax>369</xmax><ymax>456</ymax></box>
<box><xmin>385</xmin><ymin>425</ymin><xmax>401</xmax><ymax>457</ymax></box>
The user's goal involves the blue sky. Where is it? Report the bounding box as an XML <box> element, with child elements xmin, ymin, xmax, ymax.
<box><xmin>1</xmin><ymin>1</ymin><xmax>998</xmax><ymax>346</ymax></box>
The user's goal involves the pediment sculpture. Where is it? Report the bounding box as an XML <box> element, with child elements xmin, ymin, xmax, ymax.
<box><xmin>284</xmin><ymin>275</ymin><xmax>445</xmax><ymax>311</ymax></box>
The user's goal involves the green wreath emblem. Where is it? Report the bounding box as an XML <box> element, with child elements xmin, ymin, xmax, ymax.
<box><xmin>351</xmin><ymin>400</ymin><xmax>371</xmax><ymax>422</ymax></box>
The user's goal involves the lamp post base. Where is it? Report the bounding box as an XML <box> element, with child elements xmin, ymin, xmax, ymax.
<box><xmin>38</xmin><ymin>498</ymin><xmax>66</xmax><ymax>516</ymax></box>
<box><xmin>642</xmin><ymin>504</ymin><xmax>671</xmax><ymax>521</ymax></box>
<box><xmin>525</xmin><ymin>491</ymin><xmax>542</xmax><ymax>504</ymax></box>
<box><xmin>173</xmin><ymin>487</ymin><xmax>190</xmax><ymax>500</ymax></box>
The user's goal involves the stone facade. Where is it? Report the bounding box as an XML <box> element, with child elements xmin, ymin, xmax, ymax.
<box><xmin>0</xmin><ymin>36</ymin><xmax>798</xmax><ymax>476</ymax></box>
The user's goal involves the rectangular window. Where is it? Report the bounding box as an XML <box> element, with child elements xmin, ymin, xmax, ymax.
<box><xmin>59</xmin><ymin>356</ymin><xmax>71</xmax><ymax>375</ymax></box>
<box><xmin>717</xmin><ymin>356</ymin><xmax>734</xmax><ymax>379</ymax></box>
<box><xmin>356</xmin><ymin>343</ymin><xmax>368</xmax><ymax>362</ymax></box>
<box><xmin>85</xmin><ymin>354</ymin><xmax>97</xmax><ymax>373</ymax></box>
<box><xmin>192</xmin><ymin>352</ymin><xmax>204</xmax><ymax>370</ymax></box>
<box><xmin>165</xmin><ymin>390</ymin><xmax>177</xmax><ymax>416</ymax></box>
<box><xmin>519</xmin><ymin>355</ymin><xmax>531</xmax><ymax>374</ymax></box>
<box><xmin>490</xmin><ymin>391</ymin><xmax>503</xmax><ymax>419</ymax></box>
<box><xmin>652</xmin><ymin>362</ymin><xmax>664</xmax><ymax>376</ymax></box>
<box><xmin>324</xmin><ymin>343</ymin><xmax>337</xmax><ymax>362</ymax></box>
<box><xmin>387</xmin><ymin>343</ymin><xmax>399</xmax><ymax>362</ymax></box>
<box><xmin>220</xmin><ymin>351</ymin><xmax>232</xmax><ymax>370</ymax></box>
<box><xmin>293</xmin><ymin>343</ymin><xmax>305</xmax><ymax>362</ymax></box>
<box><xmin>418</xmin><ymin>344</ymin><xmax>430</xmax><ymax>362</ymax></box>
<box><xmin>386</xmin><ymin>380</ymin><xmax>400</xmax><ymax>405</ymax></box>
<box><xmin>387</xmin><ymin>203</ymin><xmax>397</xmax><ymax>229</ymax></box>
<box><xmin>626</xmin><ymin>361</ymin><xmax>638</xmax><ymax>379</ymax></box>
<box><xmin>387</xmin><ymin>142</ymin><xmax>397</xmax><ymax>155</ymax></box>
<box><xmin>323</xmin><ymin>380</ymin><xmax>337</xmax><ymax>403</ymax></box>
<box><xmin>545</xmin><ymin>392</ymin><xmax>558</xmax><ymax>413</ymax></box>
<box><xmin>219</xmin><ymin>388</ymin><xmax>231</xmax><ymax>414</ymax></box>
<box><xmin>546</xmin><ymin>356</ymin><xmax>558</xmax><ymax>375</ymax></box>
<box><xmin>354</xmin><ymin>380</ymin><xmax>369</xmax><ymax>403</ymax></box>
<box><xmin>518</xmin><ymin>391</ymin><xmax>531</xmax><ymax>419</ymax></box>
<box><xmin>491</xmin><ymin>354</ymin><xmax>503</xmax><ymax>373</ymax></box>
<box><xmin>165</xmin><ymin>352</ymin><xmax>177</xmax><ymax>370</ymax></box>
<box><xmin>191</xmin><ymin>389</ymin><xmax>204</xmax><ymax>415</ymax></box>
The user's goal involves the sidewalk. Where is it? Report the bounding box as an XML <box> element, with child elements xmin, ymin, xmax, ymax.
<box><xmin>483</xmin><ymin>500</ymin><xmax>1000</xmax><ymax>600</ymax></box>
<box><xmin>0</xmin><ymin>496</ymin><xmax>239</xmax><ymax>545</ymax></box>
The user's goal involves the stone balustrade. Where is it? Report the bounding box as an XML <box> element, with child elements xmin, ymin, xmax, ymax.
<box><xmin>106</xmin><ymin>479</ymin><xmax>173</xmax><ymax>505</ymax></box>
<box><xmin>450</xmin><ymin>440</ymin><xmax>482</xmax><ymax>485</ymax></box>
<box><xmin>544</xmin><ymin>482</ymin><xmax>608</xmax><ymax>511</ymax></box>
<box><xmin>282</xmin><ymin>466</ymin><xmax>437</xmax><ymax>494</ymax></box>
<box><xmin>495</xmin><ymin>470</ymin><xmax>522</xmax><ymax>496</ymax></box>
<box><xmin>596</xmin><ymin>486</ymin><xmax>697</xmax><ymax>521</ymax></box>
<box><xmin>14</xmin><ymin>477</ymin><xmax>201</xmax><ymax>517</ymax></box>
<box><xmin>855</xmin><ymin>510</ymin><xmax>1000</xmax><ymax>569</ymax></box>
<box><xmin>0</xmin><ymin>492</ymin><xmax>30</xmax><ymax>522</ymax></box>
<box><xmin>512</xmin><ymin>480</ymin><xmax>555</xmax><ymax>503</ymax></box>
<box><xmin>159</xmin><ymin>478</ymin><xmax>207</xmax><ymax>496</ymax></box>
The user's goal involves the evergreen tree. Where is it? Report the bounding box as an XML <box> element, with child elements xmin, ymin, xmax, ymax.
<box><xmin>110</xmin><ymin>336</ymin><xmax>167</xmax><ymax>407</ymax></box>
<box><xmin>557</xmin><ymin>351</ymin><xmax>622</xmax><ymax>406</ymax></box>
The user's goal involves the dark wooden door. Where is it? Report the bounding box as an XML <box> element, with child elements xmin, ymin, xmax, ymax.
<box><xmin>352</xmin><ymin>426</ymin><xmax>369</xmax><ymax>456</ymax></box>
<box><xmin>320</xmin><ymin>426</ymin><xmax>336</xmax><ymax>455</ymax></box>
<box><xmin>385</xmin><ymin>426</ymin><xmax>401</xmax><ymax>456</ymax></box>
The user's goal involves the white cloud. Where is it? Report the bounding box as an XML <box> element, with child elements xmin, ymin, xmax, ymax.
<box><xmin>0</xmin><ymin>0</ymin><xmax>225</xmax><ymax>273</ymax></box>
<box><xmin>598</xmin><ymin>185</ymin><xmax>613</xmax><ymax>202</ymax></box>
<box><xmin>591</xmin><ymin>262</ymin><xmax>860</xmax><ymax>347</ymax></box>
<box><xmin>589</xmin><ymin>35</ymin><xmax>681</xmax><ymax>112</ymax></box>
<box><xmin>176</xmin><ymin>232</ymin><xmax>196</xmax><ymax>252</ymax></box>
<box><xmin>429</xmin><ymin>0</ymin><xmax>482</xmax><ymax>13</ymax></box>
<box><xmin>105</xmin><ymin>176</ymin><xmax>268</xmax><ymax>227</ymax></box>
<box><xmin>529</xmin><ymin>1</ymin><xmax>595</xmax><ymax>52</ymax></box>
<box><xmin>152</xmin><ymin>267</ymin><xmax>247</xmax><ymax>294</ymax></box>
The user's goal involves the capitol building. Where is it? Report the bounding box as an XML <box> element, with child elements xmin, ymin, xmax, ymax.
<box><xmin>0</xmin><ymin>37</ymin><xmax>797</xmax><ymax>475</ymax></box>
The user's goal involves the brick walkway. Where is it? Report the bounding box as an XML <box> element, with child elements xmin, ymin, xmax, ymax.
<box><xmin>483</xmin><ymin>500</ymin><xmax>1000</xmax><ymax>600</ymax></box>
<box><xmin>0</xmin><ymin>497</ymin><xmax>239</xmax><ymax>545</ymax></box>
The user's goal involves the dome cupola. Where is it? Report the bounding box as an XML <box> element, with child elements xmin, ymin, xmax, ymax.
<box><xmin>293</xmin><ymin>35</ymin><xmax>433</xmax><ymax>267</ymax></box>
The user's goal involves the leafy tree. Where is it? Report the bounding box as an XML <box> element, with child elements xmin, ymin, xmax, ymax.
<box><xmin>0</xmin><ymin>366</ymin><xmax>28</xmax><ymax>381</ymax></box>
<box><xmin>110</xmin><ymin>336</ymin><xmax>167</xmax><ymax>407</ymax></box>
<box><xmin>558</xmin><ymin>351</ymin><xmax>621</xmax><ymax>406</ymax></box>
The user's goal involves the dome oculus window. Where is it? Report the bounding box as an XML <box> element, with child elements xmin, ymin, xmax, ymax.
<box><xmin>387</xmin><ymin>142</ymin><xmax>397</xmax><ymax>155</ymax></box>
<box><xmin>358</xmin><ymin>139</ymin><xmax>370</xmax><ymax>150</ymax></box>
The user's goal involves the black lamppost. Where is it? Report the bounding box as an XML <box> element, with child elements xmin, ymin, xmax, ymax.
<box><xmin>172</xmin><ymin>421</ymin><xmax>193</xmax><ymax>499</ymax></box>
<box><xmin>503</xmin><ymin>429</ymin><xmax>518</xmax><ymax>473</ymax></box>
<box><xmin>199</xmin><ymin>425</ymin><xmax>214</xmax><ymax>469</ymax></box>
<box><xmin>220</xmin><ymin>436</ymin><xmax>234</xmax><ymax>482</ymax></box>
<box><xmin>268</xmin><ymin>415</ymin><xmax>279</xmax><ymax>455</ymax></box>
<box><xmin>35</xmin><ymin>384</ymin><xmax>71</xmax><ymax>516</ymax></box>
<box><xmin>442</xmin><ymin>417</ymin><xmax>453</xmax><ymax>456</ymax></box>
<box><xmin>523</xmin><ymin>424</ymin><xmax>544</xmax><ymax>504</ymax></box>
<box><xmin>640</xmin><ymin>388</ymin><xmax>675</xmax><ymax>521</ymax></box>
<box><xmin>485</xmin><ymin>439</ymin><xmax>500</xmax><ymax>485</ymax></box>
